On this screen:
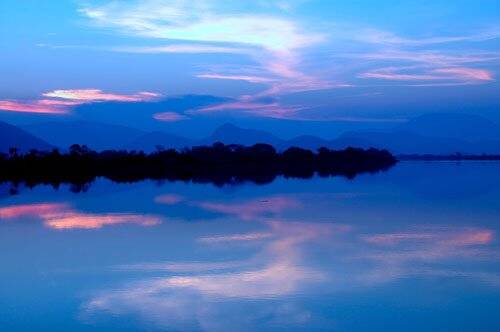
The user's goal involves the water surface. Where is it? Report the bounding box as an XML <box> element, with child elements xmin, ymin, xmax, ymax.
<box><xmin>1</xmin><ymin>161</ymin><xmax>500</xmax><ymax>331</ymax></box>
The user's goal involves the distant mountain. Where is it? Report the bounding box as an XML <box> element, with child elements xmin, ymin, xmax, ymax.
<box><xmin>23</xmin><ymin>121</ymin><xmax>146</xmax><ymax>151</ymax></box>
<box><xmin>125</xmin><ymin>131</ymin><xmax>196</xmax><ymax>152</ymax></box>
<box><xmin>278</xmin><ymin>135</ymin><xmax>329</xmax><ymax>151</ymax></box>
<box><xmin>335</xmin><ymin>113</ymin><xmax>500</xmax><ymax>154</ymax></box>
<box><xmin>328</xmin><ymin>136</ymin><xmax>379</xmax><ymax>150</ymax></box>
<box><xmin>0</xmin><ymin>120</ymin><xmax>54</xmax><ymax>153</ymax></box>
<box><xmin>201</xmin><ymin>123</ymin><xmax>284</xmax><ymax>146</ymax></box>
<box><xmin>121</xmin><ymin>113</ymin><xmax>500</xmax><ymax>154</ymax></box>
<box><xmin>338</xmin><ymin>130</ymin><xmax>500</xmax><ymax>155</ymax></box>
<box><xmin>10</xmin><ymin>112</ymin><xmax>500</xmax><ymax>155</ymax></box>
<box><xmin>338</xmin><ymin>131</ymin><xmax>468</xmax><ymax>154</ymax></box>
<box><xmin>396</xmin><ymin>113</ymin><xmax>500</xmax><ymax>141</ymax></box>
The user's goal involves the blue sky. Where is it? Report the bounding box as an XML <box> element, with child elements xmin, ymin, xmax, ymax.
<box><xmin>1</xmin><ymin>0</ymin><xmax>499</xmax><ymax>137</ymax></box>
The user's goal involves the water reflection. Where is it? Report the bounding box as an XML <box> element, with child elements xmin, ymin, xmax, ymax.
<box><xmin>80</xmin><ymin>189</ymin><xmax>499</xmax><ymax>331</ymax></box>
<box><xmin>1</xmin><ymin>162</ymin><xmax>500</xmax><ymax>331</ymax></box>
<box><xmin>0</xmin><ymin>202</ymin><xmax>162</xmax><ymax>229</ymax></box>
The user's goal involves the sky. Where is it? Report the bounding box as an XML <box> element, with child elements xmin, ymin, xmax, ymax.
<box><xmin>1</xmin><ymin>0</ymin><xmax>500</xmax><ymax>138</ymax></box>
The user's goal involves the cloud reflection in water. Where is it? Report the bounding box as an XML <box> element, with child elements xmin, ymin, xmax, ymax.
<box><xmin>0</xmin><ymin>202</ymin><xmax>162</xmax><ymax>229</ymax></box>
<box><xmin>80</xmin><ymin>193</ymin><xmax>499</xmax><ymax>331</ymax></box>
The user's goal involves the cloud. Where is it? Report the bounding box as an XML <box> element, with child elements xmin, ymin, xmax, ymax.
<box><xmin>0</xmin><ymin>100</ymin><xmax>69</xmax><ymax>114</ymax></box>
<box><xmin>199</xmin><ymin>232</ymin><xmax>274</xmax><ymax>243</ymax></box>
<box><xmin>78</xmin><ymin>0</ymin><xmax>333</xmax><ymax>120</ymax></box>
<box><xmin>71</xmin><ymin>1</ymin><xmax>500</xmax><ymax>120</ymax></box>
<box><xmin>153</xmin><ymin>112</ymin><xmax>190</xmax><ymax>122</ymax></box>
<box><xmin>359</xmin><ymin>66</ymin><xmax>494</xmax><ymax>84</ymax></box>
<box><xmin>0</xmin><ymin>89</ymin><xmax>161</xmax><ymax>115</ymax></box>
<box><xmin>434</xmin><ymin>68</ymin><xmax>494</xmax><ymax>81</ymax></box>
<box><xmin>42</xmin><ymin>89</ymin><xmax>161</xmax><ymax>102</ymax></box>
<box><xmin>79</xmin><ymin>1</ymin><xmax>320</xmax><ymax>51</ymax></box>
<box><xmin>188</xmin><ymin>100</ymin><xmax>308</xmax><ymax>120</ymax></box>
<box><xmin>357</xmin><ymin>50</ymin><xmax>500</xmax><ymax>66</ymax></box>
<box><xmin>111</xmin><ymin>44</ymin><xmax>244</xmax><ymax>54</ymax></box>
<box><xmin>353</xmin><ymin>42</ymin><xmax>498</xmax><ymax>86</ymax></box>
<box><xmin>353</xmin><ymin>28</ymin><xmax>500</xmax><ymax>46</ymax></box>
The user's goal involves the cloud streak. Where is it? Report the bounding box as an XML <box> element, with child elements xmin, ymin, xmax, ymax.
<box><xmin>78</xmin><ymin>0</ymin><xmax>335</xmax><ymax>120</ymax></box>
<box><xmin>0</xmin><ymin>89</ymin><xmax>161</xmax><ymax>115</ymax></box>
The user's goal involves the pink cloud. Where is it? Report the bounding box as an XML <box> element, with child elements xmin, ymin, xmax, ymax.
<box><xmin>359</xmin><ymin>72</ymin><xmax>439</xmax><ymax>81</ymax></box>
<box><xmin>153</xmin><ymin>112</ymin><xmax>189</xmax><ymax>122</ymax></box>
<box><xmin>197</xmin><ymin>74</ymin><xmax>275</xmax><ymax>84</ymax></box>
<box><xmin>42</xmin><ymin>89</ymin><xmax>161</xmax><ymax>102</ymax></box>
<box><xmin>363</xmin><ymin>233</ymin><xmax>436</xmax><ymax>245</ymax></box>
<box><xmin>1</xmin><ymin>89</ymin><xmax>162</xmax><ymax>115</ymax></box>
<box><xmin>433</xmin><ymin>68</ymin><xmax>494</xmax><ymax>81</ymax></box>
<box><xmin>357</xmin><ymin>51</ymin><xmax>500</xmax><ymax>66</ymax></box>
<box><xmin>359</xmin><ymin>66</ymin><xmax>494</xmax><ymax>84</ymax></box>
<box><xmin>0</xmin><ymin>100</ymin><xmax>69</xmax><ymax>114</ymax></box>
<box><xmin>363</xmin><ymin>228</ymin><xmax>494</xmax><ymax>247</ymax></box>
<box><xmin>189</xmin><ymin>100</ymin><xmax>307</xmax><ymax>120</ymax></box>
<box><xmin>199</xmin><ymin>232</ymin><xmax>274</xmax><ymax>243</ymax></box>
<box><xmin>38</xmin><ymin>99</ymin><xmax>85</xmax><ymax>106</ymax></box>
<box><xmin>440</xmin><ymin>230</ymin><xmax>494</xmax><ymax>246</ymax></box>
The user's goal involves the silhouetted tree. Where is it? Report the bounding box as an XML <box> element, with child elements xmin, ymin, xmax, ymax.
<box><xmin>0</xmin><ymin>143</ymin><xmax>398</xmax><ymax>191</ymax></box>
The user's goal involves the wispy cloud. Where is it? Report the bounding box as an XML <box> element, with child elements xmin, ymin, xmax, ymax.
<box><xmin>199</xmin><ymin>232</ymin><xmax>274</xmax><ymax>243</ymax></box>
<box><xmin>353</xmin><ymin>39</ymin><xmax>499</xmax><ymax>86</ymax></box>
<box><xmin>359</xmin><ymin>66</ymin><xmax>494</xmax><ymax>84</ymax></box>
<box><xmin>77</xmin><ymin>0</ymin><xmax>336</xmax><ymax>120</ymax></box>
<box><xmin>153</xmin><ymin>112</ymin><xmax>190</xmax><ymax>122</ymax></box>
<box><xmin>187</xmin><ymin>100</ymin><xmax>308</xmax><ymax>120</ymax></box>
<box><xmin>0</xmin><ymin>100</ymin><xmax>70</xmax><ymax>115</ymax></box>
<box><xmin>0</xmin><ymin>89</ymin><xmax>161</xmax><ymax>115</ymax></box>
<box><xmin>43</xmin><ymin>89</ymin><xmax>161</xmax><ymax>102</ymax></box>
<box><xmin>66</xmin><ymin>1</ymin><xmax>500</xmax><ymax>121</ymax></box>
<box><xmin>353</xmin><ymin>28</ymin><xmax>500</xmax><ymax>46</ymax></box>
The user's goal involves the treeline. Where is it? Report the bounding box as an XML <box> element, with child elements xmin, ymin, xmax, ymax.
<box><xmin>398</xmin><ymin>154</ymin><xmax>500</xmax><ymax>161</ymax></box>
<box><xmin>0</xmin><ymin>143</ymin><xmax>397</xmax><ymax>190</ymax></box>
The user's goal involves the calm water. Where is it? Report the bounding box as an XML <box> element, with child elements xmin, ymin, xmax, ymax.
<box><xmin>1</xmin><ymin>161</ymin><xmax>500</xmax><ymax>332</ymax></box>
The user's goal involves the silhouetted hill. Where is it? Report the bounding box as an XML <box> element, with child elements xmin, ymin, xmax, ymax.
<box><xmin>12</xmin><ymin>112</ymin><xmax>500</xmax><ymax>155</ymax></box>
<box><xmin>278</xmin><ymin>135</ymin><xmax>329</xmax><ymax>151</ymax></box>
<box><xmin>338</xmin><ymin>130</ymin><xmax>472</xmax><ymax>154</ymax></box>
<box><xmin>328</xmin><ymin>136</ymin><xmax>378</xmax><ymax>150</ymax></box>
<box><xmin>331</xmin><ymin>113</ymin><xmax>500</xmax><ymax>154</ymax></box>
<box><xmin>23</xmin><ymin>121</ymin><xmax>146</xmax><ymax>151</ymax></box>
<box><xmin>125</xmin><ymin>131</ymin><xmax>196</xmax><ymax>152</ymax></box>
<box><xmin>202</xmin><ymin>123</ymin><xmax>284</xmax><ymax>146</ymax></box>
<box><xmin>396</xmin><ymin>113</ymin><xmax>500</xmax><ymax>141</ymax></box>
<box><xmin>0</xmin><ymin>120</ymin><xmax>54</xmax><ymax>153</ymax></box>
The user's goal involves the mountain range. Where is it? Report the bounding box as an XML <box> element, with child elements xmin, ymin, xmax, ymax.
<box><xmin>1</xmin><ymin>113</ymin><xmax>499</xmax><ymax>155</ymax></box>
<box><xmin>0</xmin><ymin>120</ymin><xmax>54</xmax><ymax>153</ymax></box>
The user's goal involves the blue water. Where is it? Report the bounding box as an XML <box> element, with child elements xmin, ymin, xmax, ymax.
<box><xmin>1</xmin><ymin>161</ymin><xmax>499</xmax><ymax>331</ymax></box>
